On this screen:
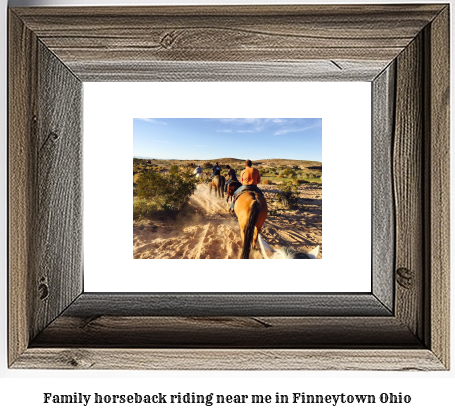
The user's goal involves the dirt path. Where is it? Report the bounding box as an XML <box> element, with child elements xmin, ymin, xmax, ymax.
<box><xmin>133</xmin><ymin>184</ymin><xmax>322</xmax><ymax>259</ymax></box>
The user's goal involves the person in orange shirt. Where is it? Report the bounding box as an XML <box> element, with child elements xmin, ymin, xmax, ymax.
<box><xmin>240</xmin><ymin>159</ymin><xmax>261</xmax><ymax>185</ymax></box>
<box><xmin>230</xmin><ymin>159</ymin><xmax>263</xmax><ymax>209</ymax></box>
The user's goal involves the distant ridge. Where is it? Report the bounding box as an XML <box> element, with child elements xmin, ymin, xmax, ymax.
<box><xmin>133</xmin><ymin>157</ymin><xmax>321</xmax><ymax>166</ymax></box>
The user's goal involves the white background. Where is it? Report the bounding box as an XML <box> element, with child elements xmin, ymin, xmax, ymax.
<box><xmin>84</xmin><ymin>82</ymin><xmax>371</xmax><ymax>292</ymax></box>
<box><xmin>1</xmin><ymin>0</ymin><xmax>454</xmax><ymax>414</ymax></box>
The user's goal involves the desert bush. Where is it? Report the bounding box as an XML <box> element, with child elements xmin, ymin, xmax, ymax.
<box><xmin>136</xmin><ymin>166</ymin><xmax>198</xmax><ymax>211</ymax></box>
<box><xmin>276</xmin><ymin>182</ymin><xmax>299</xmax><ymax>209</ymax></box>
<box><xmin>203</xmin><ymin>162</ymin><xmax>213</xmax><ymax>169</ymax></box>
<box><xmin>302</xmin><ymin>172</ymin><xmax>321</xmax><ymax>179</ymax></box>
<box><xmin>293</xmin><ymin>178</ymin><xmax>308</xmax><ymax>185</ymax></box>
<box><xmin>133</xmin><ymin>198</ymin><xmax>159</xmax><ymax>220</ymax></box>
<box><xmin>277</xmin><ymin>174</ymin><xmax>283</xmax><ymax>178</ymax></box>
<box><xmin>262</xmin><ymin>179</ymin><xmax>273</xmax><ymax>185</ymax></box>
<box><xmin>282</xmin><ymin>168</ymin><xmax>297</xmax><ymax>177</ymax></box>
<box><xmin>169</xmin><ymin>165</ymin><xmax>179</xmax><ymax>174</ymax></box>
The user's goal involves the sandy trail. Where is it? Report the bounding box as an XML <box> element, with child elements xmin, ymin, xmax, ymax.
<box><xmin>133</xmin><ymin>184</ymin><xmax>322</xmax><ymax>259</ymax></box>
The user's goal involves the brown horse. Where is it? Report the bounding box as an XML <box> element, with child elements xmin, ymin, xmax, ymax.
<box><xmin>234</xmin><ymin>190</ymin><xmax>268</xmax><ymax>259</ymax></box>
<box><xmin>209</xmin><ymin>175</ymin><xmax>225</xmax><ymax>198</ymax></box>
<box><xmin>225</xmin><ymin>180</ymin><xmax>242</xmax><ymax>208</ymax></box>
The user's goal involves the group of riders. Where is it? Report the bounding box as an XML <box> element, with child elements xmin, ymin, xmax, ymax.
<box><xmin>193</xmin><ymin>160</ymin><xmax>263</xmax><ymax>210</ymax></box>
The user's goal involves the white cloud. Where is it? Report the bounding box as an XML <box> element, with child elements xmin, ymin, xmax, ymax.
<box><xmin>216</xmin><ymin>118</ymin><xmax>266</xmax><ymax>132</ymax></box>
<box><xmin>139</xmin><ymin>118</ymin><xmax>167</xmax><ymax>125</ymax></box>
<box><xmin>214</xmin><ymin>118</ymin><xmax>321</xmax><ymax>135</ymax></box>
<box><xmin>273</xmin><ymin>120</ymin><xmax>322</xmax><ymax>136</ymax></box>
<box><xmin>216</xmin><ymin>129</ymin><xmax>232</xmax><ymax>133</ymax></box>
<box><xmin>217</xmin><ymin>118</ymin><xmax>261</xmax><ymax>125</ymax></box>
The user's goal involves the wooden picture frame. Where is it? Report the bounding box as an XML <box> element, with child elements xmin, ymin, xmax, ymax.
<box><xmin>8</xmin><ymin>4</ymin><xmax>449</xmax><ymax>370</ymax></box>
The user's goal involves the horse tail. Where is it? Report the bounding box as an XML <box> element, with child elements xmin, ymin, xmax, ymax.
<box><xmin>241</xmin><ymin>196</ymin><xmax>260</xmax><ymax>259</ymax></box>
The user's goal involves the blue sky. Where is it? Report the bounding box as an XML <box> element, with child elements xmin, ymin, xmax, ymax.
<box><xmin>133</xmin><ymin>118</ymin><xmax>322</xmax><ymax>161</ymax></box>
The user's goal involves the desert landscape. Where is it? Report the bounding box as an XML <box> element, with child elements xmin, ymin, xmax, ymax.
<box><xmin>133</xmin><ymin>158</ymin><xmax>322</xmax><ymax>259</ymax></box>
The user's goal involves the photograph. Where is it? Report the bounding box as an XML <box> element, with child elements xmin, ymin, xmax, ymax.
<box><xmin>133</xmin><ymin>118</ymin><xmax>322</xmax><ymax>259</ymax></box>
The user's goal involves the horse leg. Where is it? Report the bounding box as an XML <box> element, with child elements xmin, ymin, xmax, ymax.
<box><xmin>239</xmin><ymin>224</ymin><xmax>245</xmax><ymax>243</ymax></box>
<box><xmin>252</xmin><ymin>227</ymin><xmax>259</xmax><ymax>250</ymax></box>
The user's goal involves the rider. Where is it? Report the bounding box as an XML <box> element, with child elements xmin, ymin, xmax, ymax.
<box><xmin>230</xmin><ymin>159</ymin><xmax>263</xmax><ymax>209</ymax></box>
<box><xmin>209</xmin><ymin>162</ymin><xmax>221</xmax><ymax>179</ymax></box>
<box><xmin>224</xmin><ymin>165</ymin><xmax>238</xmax><ymax>192</ymax></box>
<box><xmin>193</xmin><ymin>165</ymin><xmax>202</xmax><ymax>175</ymax></box>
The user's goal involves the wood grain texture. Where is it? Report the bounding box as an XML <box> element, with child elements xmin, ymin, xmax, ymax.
<box><xmin>71</xmin><ymin>60</ymin><xmax>388</xmax><ymax>82</ymax></box>
<box><xmin>425</xmin><ymin>6</ymin><xmax>450</xmax><ymax>368</ymax></box>
<box><xmin>8</xmin><ymin>11</ymin><xmax>38</xmax><ymax>366</ymax></box>
<box><xmin>32</xmin><ymin>42</ymin><xmax>83</xmax><ymax>339</ymax></box>
<box><xmin>11</xmin><ymin>5</ymin><xmax>444</xmax><ymax>81</ymax></box>
<box><xmin>372</xmin><ymin>63</ymin><xmax>395</xmax><ymax>312</ymax></box>
<box><xmin>13</xmin><ymin>349</ymin><xmax>445</xmax><ymax>371</ymax></box>
<box><xmin>31</xmin><ymin>316</ymin><xmax>421</xmax><ymax>348</ymax></box>
<box><xmin>393</xmin><ymin>34</ymin><xmax>424</xmax><ymax>340</ymax></box>
<box><xmin>65</xmin><ymin>293</ymin><xmax>391</xmax><ymax>317</ymax></box>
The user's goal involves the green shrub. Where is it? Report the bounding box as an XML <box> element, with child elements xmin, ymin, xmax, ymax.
<box><xmin>133</xmin><ymin>198</ymin><xmax>159</xmax><ymax>220</ymax></box>
<box><xmin>276</xmin><ymin>182</ymin><xmax>299</xmax><ymax>208</ymax></box>
<box><xmin>302</xmin><ymin>172</ymin><xmax>320</xmax><ymax>179</ymax></box>
<box><xmin>282</xmin><ymin>168</ymin><xmax>297</xmax><ymax>177</ymax></box>
<box><xmin>169</xmin><ymin>165</ymin><xmax>179</xmax><ymax>174</ymax></box>
<box><xmin>136</xmin><ymin>166</ymin><xmax>198</xmax><ymax>211</ymax></box>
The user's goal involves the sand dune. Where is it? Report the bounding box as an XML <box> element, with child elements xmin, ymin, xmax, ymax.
<box><xmin>133</xmin><ymin>184</ymin><xmax>322</xmax><ymax>259</ymax></box>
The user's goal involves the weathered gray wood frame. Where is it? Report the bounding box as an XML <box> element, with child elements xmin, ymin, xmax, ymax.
<box><xmin>8</xmin><ymin>5</ymin><xmax>449</xmax><ymax>370</ymax></box>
